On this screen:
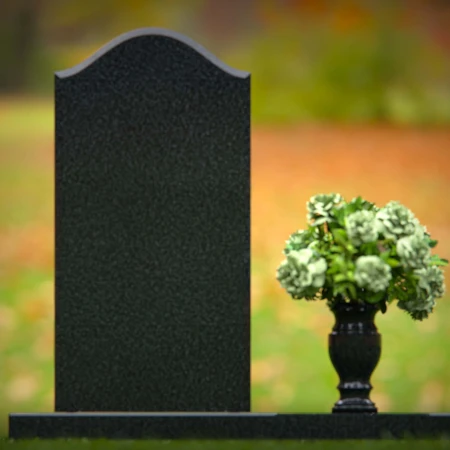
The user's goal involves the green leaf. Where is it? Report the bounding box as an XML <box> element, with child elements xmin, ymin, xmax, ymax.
<box><xmin>333</xmin><ymin>228</ymin><xmax>347</xmax><ymax>238</ymax></box>
<box><xmin>426</xmin><ymin>238</ymin><xmax>438</xmax><ymax>248</ymax></box>
<box><xmin>333</xmin><ymin>284</ymin><xmax>349</xmax><ymax>297</ymax></box>
<box><xmin>331</xmin><ymin>228</ymin><xmax>348</xmax><ymax>246</ymax></box>
<box><xmin>327</xmin><ymin>265</ymin><xmax>339</xmax><ymax>275</ymax></box>
<box><xmin>386</xmin><ymin>258</ymin><xmax>400</xmax><ymax>268</ymax></box>
<box><xmin>348</xmin><ymin>247</ymin><xmax>357</xmax><ymax>255</ymax></box>
<box><xmin>379</xmin><ymin>300</ymin><xmax>387</xmax><ymax>314</ymax></box>
<box><xmin>332</xmin><ymin>256</ymin><xmax>346</xmax><ymax>270</ymax></box>
<box><xmin>365</xmin><ymin>292</ymin><xmax>386</xmax><ymax>304</ymax></box>
<box><xmin>431</xmin><ymin>260</ymin><xmax>449</xmax><ymax>267</ymax></box>
<box><xmin>360</xmin><ymin>242</ymin><xmax>378</xmax><ymax>255</ymax></box>
<box><xmin>334</xmin><ymin>274</ymin><xmax>347</xmax><ymax>283</ymax></box>
<box><xmin>386</xmin><ymin>292</ymin><xmax>396</xmax><ymax>303</ymax></box>
<box><xmin>346</xmin><ymin>283</ymin><xmax>357</xmax><ymax>300</ymax></box>
<box><xmin>334</xmin><ymin>212</ymin><xmax>346</xmax><ymax>227</ymax></box>
<box><xmin>429</xmin><ymin>255</ymin><xmax>449</xmax><ymax>266</ymax></box>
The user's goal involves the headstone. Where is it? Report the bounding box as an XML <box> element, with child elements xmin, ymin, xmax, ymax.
<box><xmin>53</xmin><ymin>27</ymin><xmax>250</xmax><ymax>412</ymax></box>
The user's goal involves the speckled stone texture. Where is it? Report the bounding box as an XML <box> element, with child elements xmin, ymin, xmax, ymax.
<box><xmin>53</xmin><ymin>28</ymin><xmax>250</xmax><ymax>412</ymax></box>
<box><xmin>9</xmin><ymin>413</ymin><xmax>450</xmax><ymax>439</ymax></box>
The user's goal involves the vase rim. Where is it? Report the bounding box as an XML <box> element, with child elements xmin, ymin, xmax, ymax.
<box><xmin>330</xmin><ymin>300</ymin><xmax>379</xmax><ymax>313</ymax></box>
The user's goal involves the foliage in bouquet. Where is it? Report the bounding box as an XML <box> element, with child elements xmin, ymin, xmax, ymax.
<box><xmin>276</xmin><ymin>194</ymin><xmax>448</xmax><ymax>320</ymax></box>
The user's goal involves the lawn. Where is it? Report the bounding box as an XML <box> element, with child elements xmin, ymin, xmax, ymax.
<box><xmin>0</xmin><ymin>99</ymin><xmax>450</xmax><ymax>437</ymax></box>
<box><xmin>1</xmin><ymin>439</ymin><xmax>450</xmax><ymax>449</ymax></box>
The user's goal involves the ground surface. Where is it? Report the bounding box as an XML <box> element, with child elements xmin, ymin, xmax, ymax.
<box><xmin>1</xmin><ymin>439</ymin><xmax>450</xmax><ymax>449</ymax></box>
<box><xmin>0</xmin><ymin>99</ymin><xmax>449</xmax><ymax>437</ymax></box>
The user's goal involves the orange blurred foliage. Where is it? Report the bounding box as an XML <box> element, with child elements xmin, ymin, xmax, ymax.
<box><xmin>0</xmin><ymin>225</ymin><xmax>53</xmax><ymax>276</ymax></box>
<box><xmin>251</xmin><ymin>125</ymin><xmax>450</xmax><ymax>278</ymax></box>
<box><xmin>332</xmin><ymin>1</ymin><xmax>373</xmax><ymax>33</ymax></box>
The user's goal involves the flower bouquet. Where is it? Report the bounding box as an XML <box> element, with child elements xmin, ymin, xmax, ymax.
<box><xmin>277</xmin><ymin>193</ymin><xmax>448</xmax><ymax>320</ymax></box>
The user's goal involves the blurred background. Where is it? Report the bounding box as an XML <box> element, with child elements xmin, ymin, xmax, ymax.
<box><xmin>1</xmin><ymin>0</ymin><xmax>450</xmax><ymax>436</ymax></box>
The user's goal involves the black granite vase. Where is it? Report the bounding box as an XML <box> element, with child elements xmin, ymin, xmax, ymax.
<box><xmin>329</xmin><ymin>301</ymin><xmax>381</xmax><ymax>414</ymax></box>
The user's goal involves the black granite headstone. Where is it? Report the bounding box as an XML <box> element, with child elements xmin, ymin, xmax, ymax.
<box><xmin>53</xmin><ymin>27</ymin><xmax>250</xmax><ymax>412</ymax></box>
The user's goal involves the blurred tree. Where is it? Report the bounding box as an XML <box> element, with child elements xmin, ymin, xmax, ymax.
<box><xmin>331</xmin><ymin>0</ymin><xmax>373</xmax><ymax>34</ymax></box>
<box><xmin>0</xmin><ymin>0</ymin><xmax>42</xmax><ymax>92</ymax></box>
<box><xmin>194</xmin><ymin>0</ymin><xmax>260</xmax><ymax>50</ymax></box>
<box><xmin>43</xmin><ymin>0</ymin><xmax>204</xmax><ymax>45</ymax></box>
<box><xmin>0</xmin><ymin>0</ymin><xmax>206</xmax><ymax>93</ymax></box>
<box><xmin>1</xmin><ymin>0</ymin><xmax>448</xmax><ymax>97</ymax></box>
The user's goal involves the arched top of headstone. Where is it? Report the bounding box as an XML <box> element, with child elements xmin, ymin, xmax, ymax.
<box><xmin>55</xmin><ymin>27</ymin><xmax>249</xmax><ymax>80</ymax></box>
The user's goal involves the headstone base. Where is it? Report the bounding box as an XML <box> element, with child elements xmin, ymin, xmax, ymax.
<box><xmin>9</xmin><ymin>413</ymin><xmax>450</xmax><ymax>440</ymax></box>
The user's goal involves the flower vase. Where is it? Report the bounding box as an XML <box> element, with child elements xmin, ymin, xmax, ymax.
<box><xmin>328</xmin><ymin>301</ymin><xmax>381</xmax><ymax>413</ymax></box>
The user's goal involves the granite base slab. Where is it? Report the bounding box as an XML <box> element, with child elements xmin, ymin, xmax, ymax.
<box><xmin>8</xmin><ymin>412</ymin><xmax>450</xmax><ymax>440</ymax></box>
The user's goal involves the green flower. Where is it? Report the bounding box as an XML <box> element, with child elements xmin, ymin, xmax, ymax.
<box><xmin>416</xmin><ymin>265</ymin><xmax>446</xmax><ymax>299</ymax></box>
<box><xmin>345</xmin><ymin>210</ymin><xmax>378</xmax><ymax>246</ymax></box>
<box><xmin>354</xmin><ymin>256</ymin><xmax>392</xmax><ymax>292</ymax></box>
<box><xmin>375</xmin><ymin>201</ymin><xmax>416</xmax><ymax>240</ymax></box>
<box><xmin>277</xmin><ymin>248</ymin><xmax>327</xmax><ymax>300</ymax></box>
<box><xmin>397</xmin><ymin>265</ymin><xmax>445</xmax><ymax>320</ymax></box>
<box><xmin>284</xmin><ymin>229</ymin><xmax>316</xmax><ymax>255</ymax></box>
<box><xmin>396</xmin><ymin>234</ymin><xmax>431</xmax><ymax>269</ymax></box>
<box><xmin>413</xmin><ymin>218</ymin><xmax>429</xmax><ymax>239</ymax></box>
<box><xmin>307</xmin><ymin>193</ymin><xmax>344</xmax><ymax>226</ymax></box>
<box><xmin>397</xmin><ymin>296</ymin><xmax>436</xmax><ymax>321</ymax></box>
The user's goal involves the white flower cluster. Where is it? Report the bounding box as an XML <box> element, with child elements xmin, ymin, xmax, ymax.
<box><xmin>307</xmin><ymin>193</ymin><xmax>344</xmax><ymax>225</ymax></box>
<box><xmin>345</xmin><ymin>210</ymin><xmax>378</xmax><ymax>246</ymax></box>
<box><xmin>354</xmin><ymin>256</ymin><xmax>392</xmax><ymax>292</ymax></box>
<box><xmin>276</xmin><ymin>249</ymin><xmax>327</xmax><ymax>300</ymax></box>
<box><xmin>375</xmin><ymin>201</ymin><xmax>416</xmax><ymax>240</ymax></box>
<box><xmin>397</xmin><ymin>266</ymin><xmax>446</xmax><ymax>320</ymax></box>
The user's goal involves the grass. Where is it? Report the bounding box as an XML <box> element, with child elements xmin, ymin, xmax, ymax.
<box><xmin>1</xmin><ymin>439</ymin><xmax>450</xmax><ymax>449</ymax></box>
<box><xmin>224</xmin><ymin>22</ymin><xmax>450</xmax><ymax>125</ymax></box>
<box><xmin>0</xmin><ymin>99</ymin><xmax>450</xmax><ymax>438</ymax></box>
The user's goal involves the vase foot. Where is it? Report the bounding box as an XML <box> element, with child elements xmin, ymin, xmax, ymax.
<box><xmin>332</xmin><ymin>398</ymin><xmax>377</xmax><ymax>414</ymax></box>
